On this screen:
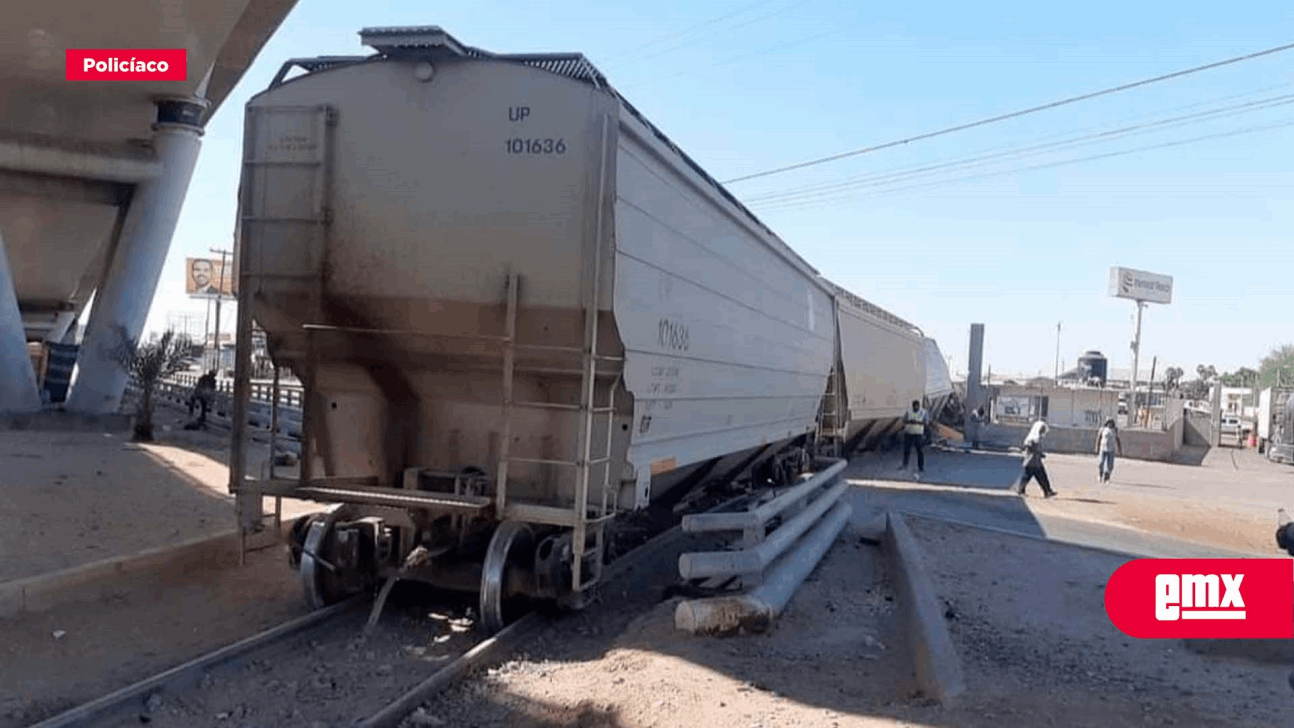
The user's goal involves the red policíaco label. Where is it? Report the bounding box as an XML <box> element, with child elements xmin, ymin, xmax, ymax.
<box><xmin>1105</xmin><ymin>558</ymin><xmax>1293</xmax><ymax>639</ymax></box>
<box><xmin>66</xmin><ymin>49</ymin><xmax>187</xmax><ymax>81</ymax></box>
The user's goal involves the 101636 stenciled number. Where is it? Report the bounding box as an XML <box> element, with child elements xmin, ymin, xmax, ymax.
<box><xmin>505</xmin><ymin>138</ymin><xmax>567</xmax><ymax>155</ymax></box>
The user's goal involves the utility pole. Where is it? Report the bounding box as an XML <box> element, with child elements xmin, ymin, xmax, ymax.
<box><xmin>1054</xmin><ymin>321</ymin><xmax>1062</xmax><ymax>382</ymax></box>
<box><xmin>210</xmin><ymin>247</ymin><xmax>232</xmax><ymax>375</ymax></box>
<box><xmin>203</xmin><ymin>297</ymin><xmax>212</xmax><ymax>363</ymax></box>
<box><xmin>1130</xmin><ymin>300</ymin><xmax>1146</xmax><ymax>408</ymax></box>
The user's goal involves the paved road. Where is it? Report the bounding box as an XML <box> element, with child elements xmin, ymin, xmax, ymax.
<box><xmin>845</xmin><ymin>484</ymin><xmax>1258</xmax><ymax>559</ymax></box>
<box><xmin>844</xmin><ymin>442</ymin><xmax>1284</xmax><ymax>559</ymax></box>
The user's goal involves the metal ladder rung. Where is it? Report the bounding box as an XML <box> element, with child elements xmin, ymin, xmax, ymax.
<box><xmin>244</xmin><ymin>160</ymin><xmax>326</xmax><ymax>167</ymax></box>
<box><xmin>510</xmin><ymin>401</ymin><xmax>616</xmax><ymax>414</ymax></box>
<box><xmin>505</xmin><ymin>456</ymin><xmax>612</xmax><ymax>467</ymax></box>
<box><xmin>242</xmin><ymin>216</ymin><xmax>326</xmax><ymax>224</ymax></box>
<box><xmin>512</xmin><ymin>342</ymin><xmax>623</xmax><ymax>361</ymax></box>
<box><xmin>302</xmin><ymin>323</ymin><xmax>508</xmax><ymax>341</ymax></box>
<box><xmin>512</xmin><ymin>401</ymin><xmax>580</xmax><ymax>412</ymax></box>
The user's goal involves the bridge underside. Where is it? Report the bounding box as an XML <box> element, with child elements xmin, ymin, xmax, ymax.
<box><xmin>0</xmin><ymin>0</ymin><xmax>298</xmax><ymax>414</ymax></box>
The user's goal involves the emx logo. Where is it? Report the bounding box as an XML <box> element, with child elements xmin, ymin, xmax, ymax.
<box><xmin>1105</xmin><ymin>559</ymin><xmax>1293</xmax><ymax>639</ymax></box>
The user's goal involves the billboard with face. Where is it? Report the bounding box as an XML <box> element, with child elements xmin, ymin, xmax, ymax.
<box><xmin>186</xmin><ymin>257</ymin><xmax>237</xmax><ymax>298</ymax></box>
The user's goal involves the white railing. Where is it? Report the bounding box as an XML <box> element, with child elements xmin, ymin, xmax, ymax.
<box><xmin>123</xmin><ymin>376</ymin><xmax>302</xmax><ymax>454</ymax></box>
<box><xmin>171</xmin><ymin>371</ymin><xmax>305</xmax><ymax>410</ymax></box>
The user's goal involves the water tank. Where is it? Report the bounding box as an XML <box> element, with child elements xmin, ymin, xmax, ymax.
<box><xmin>1078</xmin><ymin>350</ymin><xmax>1108</xmax><ymax>386</ymax></box>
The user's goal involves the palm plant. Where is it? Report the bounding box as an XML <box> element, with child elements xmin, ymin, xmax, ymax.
<box><xmin>110</xmin><ymin>325</ymin><xmax>193</xmax><ymax>441</ymax></box>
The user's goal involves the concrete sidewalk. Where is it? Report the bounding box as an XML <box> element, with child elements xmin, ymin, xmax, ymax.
<box><xmin>0</xmin><ymin>407</ymin><xmax>318</xmax><ymax>618</ymax></box>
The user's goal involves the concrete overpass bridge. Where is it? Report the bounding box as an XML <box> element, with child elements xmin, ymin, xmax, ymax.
<box><xmin>0</xmin><ymin>0</ymin><xmax>298</xmax><ymax>415</ymax></box>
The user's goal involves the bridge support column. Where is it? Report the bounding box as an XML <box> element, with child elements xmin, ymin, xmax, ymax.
<box><xmin>0</xmin><ymin>231</ymin><xmax>43</xmax><ymax>413</ymax></box>
<box><xmin>66</xmin><ymin>98</ymin><xmax>207</xmax><ymax>415</ymax></box>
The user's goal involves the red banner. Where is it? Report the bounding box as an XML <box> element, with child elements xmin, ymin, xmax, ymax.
<box><xmin>66</xmin><ymin>49</ymin><xmax>187</xmax><ymax>81</ymax></box>
<box><xmin>1105</xmin><ymin>558</ymin><xmax>1293</xmax><ymax>639</ymax></box>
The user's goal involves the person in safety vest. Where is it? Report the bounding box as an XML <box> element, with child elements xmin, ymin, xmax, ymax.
<box><xmin>900</xmin><ymin>399</ymin><xmax>928</xmax><ymax>479</ymax></box>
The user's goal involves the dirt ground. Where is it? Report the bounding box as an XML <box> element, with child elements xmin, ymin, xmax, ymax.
<box><xmin>105</xmin><ymin>584</ymin><xmax>484</xmax><ymax>728</ymax></box>
<box><xmin>1027</xmin><ymin>487</ymin><xmax>1279</xmax><ymax>555</ymax></box>
<box><xmin>910</xmin><ymin>516</ymin><xmax>1290</xmax><ymax>728</ymax></box>
<box><xmin>415</xmin><ymin>511</ymin><xmax>1287</xmax><ymax>728</ymax></box>
<box><xmin>0</xmin><ymin>405</ymin><xmax>313</xmax><ymax>583</ymax></box>
<box><xmin>9</xmin><ymin>418</ymin><xmax>1292</xmax><ymax>728</ymax></box>
<box><xmin>420</xmin><ymin>525</ymin><xmax>924</xmax><ymax>728</ymax></box>
<box><xmin>0</xmin><ymin>543</ymin><xmax>310</xmax><ymax>727</ymax></box>
<box><xmin>0</xmin><ymin>405</ymin><xmax>321</xmax><ymax>727</ymax></box>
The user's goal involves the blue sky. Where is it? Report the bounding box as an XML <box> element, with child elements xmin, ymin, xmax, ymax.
<box><xmin>143</xmin><ymin>0</ymin><xmax>1294</xmax><ymax>380</ymax></box>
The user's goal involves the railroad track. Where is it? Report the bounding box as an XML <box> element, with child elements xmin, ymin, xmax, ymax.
<box><xmin>29</xmin><ymin>495</ymin><xmax>735</xmax><ymax>728</ymax></box>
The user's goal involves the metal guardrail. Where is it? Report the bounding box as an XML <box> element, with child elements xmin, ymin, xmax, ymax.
<box><xmin>124</xmin><ymin>377</ymin><xmax>303</xmax><ymax>455</ymax></box>
<box><xmin>172</xmin><ymin>371</ymin><xmax>305</xmax><ymax>410</ymax></box>
<box><xmin>672</xmin><ymin>457</ymin><xmax>853</xmax><ymax>635</ymax></box>
<box><xmin>678</xmin><ymin>457</ymin><xmax>848</xmax><ymax>585</ymax></box>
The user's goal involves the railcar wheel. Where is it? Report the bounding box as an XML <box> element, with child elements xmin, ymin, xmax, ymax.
<box><xmin>300</xmin><ymin>503</ymin><xmax>360</xmax><ymax>610</ymax></box>
<box><xmin>480</xmin><ymin>520</ymin><xmax>535</xmax><ymax>635</ymax></box>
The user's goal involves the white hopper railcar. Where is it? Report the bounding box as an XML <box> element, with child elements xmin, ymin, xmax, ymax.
<box><xmin>227</xmin><ymin>27</ymin><xmax>934</xmax><ymax>633</ymax></box>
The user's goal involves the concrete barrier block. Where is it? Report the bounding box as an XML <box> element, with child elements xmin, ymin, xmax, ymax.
<box><xmin>884</xmin><ymin>510</ymin><xmax>966</xmax><ymax>705</ymax></box>
<box><xmin>856</xmin><ymin>511</ymin><xmax>888</xmax><ymax>545</ymax></box>
<box><xmin>0</xmin><ymin>581</ymin><xmax>24</xmax><ymax>618</ymax></box>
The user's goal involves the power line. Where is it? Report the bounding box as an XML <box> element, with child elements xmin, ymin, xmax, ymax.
<box><xmin>743</xmin><ymin>81</ymin><xmax>1294</xmax><ymax>203</ymax></box>
<box><xmin>746</xmin><ymin>92</ymin><xmax>1294</xmax><ymax>206</ymax></box>
<box><xmin>659</xmin><ymin>20</ymin><xmax>865</xmax><ymax>85</ymax></box>
<box><xmin>721</xmin><ymin>40</ymin><xmax>1294</xmax><ymax>184</ymax></box>
<box><xmin>615</xmin><ymin>18</ymin><xmax>864</xmax><ymax>93</ymax></box>
<box><xmin>751</xmin><ymin>118</ymin><xmax>1294</xmax><ymax>211</ymax></box>
<box><xmin>629</xmin><ymin>0</ymin><xmax>819</xmax><ymax>64</ymax></box>
<box><xmin>599</xmin><ymin>0</ymin><xmax>782</xmax><ymax>63</ymax></box>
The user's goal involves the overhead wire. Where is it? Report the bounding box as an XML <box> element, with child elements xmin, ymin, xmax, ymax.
<box><xmin>628</xmin><ymin>0</ymin><xmax>820</xmax><ymax>63</ymax></box>
<box><xmin>752</xmin><ymin>118</ymin><xmax>1294</xmax><ymax>211</ymax></box>
<box><xmin>720</xmin><ymin>39</ymin><xmax>1294</xmax><ymax>184</ymax></box>
<box><xmin>598</xmin><ymin>0</ymin><xmax>783</xmax><ymax>63</ymax></box>
<box><xmin>615</xmin><ymin>17</ymin><xmax>866</xmax><ymax>91</ymax></box>
<box><xmin>742</xmin><ymin>80</ymin><xmax>1294</xmax><ymax>203</ymax></box>
<box><xmin>745</xmin><ymin>91</ymin><xmax>1294</xmax><ymax>206</ymax></box>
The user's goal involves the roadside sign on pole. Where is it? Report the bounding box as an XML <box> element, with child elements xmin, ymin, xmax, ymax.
<box><xmin>1109</xmin><ymin>267</ymin><xmax>1173</xmax><ymax>305</ymax></box>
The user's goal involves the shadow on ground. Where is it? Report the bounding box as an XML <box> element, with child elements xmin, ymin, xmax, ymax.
<box><xmin>846</xmin><ymin>446</ymin><xmax>1025</xmax><ymax>491</ymax></box>
<box><xmin>429</xmin><ymin>444</ymin><xmax>1287</xmax><ymax>728</ymax></box>
<box><xmin>457</xmin><ymin>519</ymin><xmax>1270</xmax><ymax>728</ymax></box>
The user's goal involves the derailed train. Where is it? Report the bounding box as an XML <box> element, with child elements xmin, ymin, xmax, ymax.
<box><xmin>228</xmin><ymin>27</ymin><xmax>953</xmax><ymax>633</ymax></box>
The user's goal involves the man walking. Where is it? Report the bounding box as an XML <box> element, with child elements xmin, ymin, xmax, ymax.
<box><xmin>900</xmin><ymin>399</ymin><xmax>928</xmax><ymax>479</ymax></box>
<box><xmin>187</xmin><ymin>370</ymin><xmax>217</xmax><ymax>429</ymax></box>
<box><xmin>1095</xmin><ymin>418</ymin><xmax>1123</xmax><ymax>483</ymax></box>
<box><xmin>1013</xmin><ymin>420</ymin><xmax>1056</xmax><ymax>498</ymax></box>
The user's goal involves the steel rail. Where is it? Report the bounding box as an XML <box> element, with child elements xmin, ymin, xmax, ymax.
<box><xmin>29</xmin><ymin>596</ymin><xmax>366</xmax><ymax>728</ymax></box>
<box><xmin>33</xmin><ymin>463</ymin><xmax>754</xmax><ymax>728</ymax></box>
